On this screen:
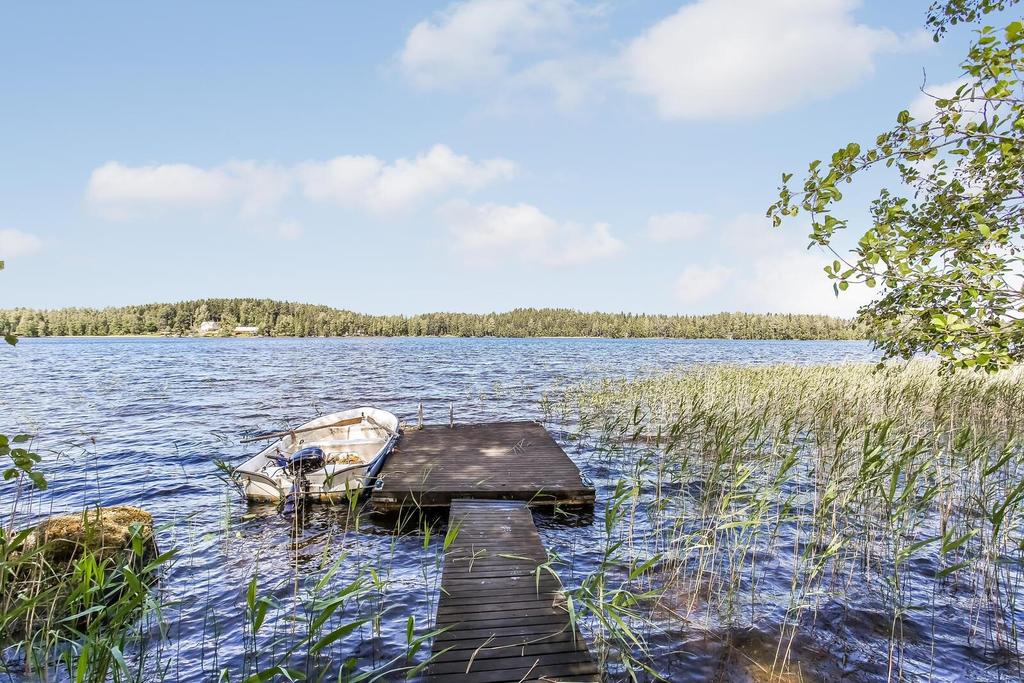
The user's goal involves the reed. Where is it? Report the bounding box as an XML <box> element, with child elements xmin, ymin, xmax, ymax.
<box><xmin>1</xmin><ymin>451</ymin><xmax>454</xmax><ymax>682</ymax></box>
<box><xmin>547</xmin><ymin>360</ymin><xmax>1024</xmax><ymax>680</ymax></box>
<box><xmin>0</xmin><ymin>449</ymin><xmax>173</xmax><ymax>683</ymax></box>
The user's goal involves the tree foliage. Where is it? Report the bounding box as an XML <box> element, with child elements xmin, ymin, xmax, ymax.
<box><xmin>928</xmin><ymin>0</ymin><xmax>1015</xmax><ymax>38</ymax></box>
<box><xmin>769</xmin><ymin>4</ymin><xmax>1023</xmax><ymax>371</ymax></box>
<box><xmin>0</xmin><ymin>298</ymin><xmax>864</xmax><ymax>341</ymax></box>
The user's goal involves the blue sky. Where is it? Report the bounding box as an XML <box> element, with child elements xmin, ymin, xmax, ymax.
<box><xmin>0</xmin><ymin>1</ymin><xmax>982</xmax><ymax>316</ymax></box>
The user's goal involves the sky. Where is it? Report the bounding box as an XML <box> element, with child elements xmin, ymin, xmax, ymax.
<box><xmin>0</xmin><ymin>0</ymin><xmax>985</xmax><ymax>316</ymax></box>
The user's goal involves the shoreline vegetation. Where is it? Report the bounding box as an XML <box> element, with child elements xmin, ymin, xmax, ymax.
<box><xmin>0</xmin><ymin>298</ymin><xmax>866</xmax><ymax>341</ymax></box>
<box><xmin>549</xmin><ymin>360</ymin><xmax>1024</xmax><ymax>680</ymax></box>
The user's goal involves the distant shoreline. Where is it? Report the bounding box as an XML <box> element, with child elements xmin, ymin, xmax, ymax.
<box><xmin>2</xmin><ymin>299</ymin><xmax>867</xmax><ymax>342</ymax></box>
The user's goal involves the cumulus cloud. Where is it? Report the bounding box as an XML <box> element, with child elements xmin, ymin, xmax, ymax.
<box><xmin>298</xmin><ymin>145</ymin><xmax>516</xmax><ymax>213</ymax></box>
<box><xmin>719</xmin><ymin>212</ymin><xmax>791</xmax><ymax>254</ymax></box>
<box><xmin>622</xmin><ymin>0</ymin><xmax>905</xmax><ymax>120</ymax></box>
<box><xmin>674</xmin><ymin>264</ymin><xmax>733</xmax><ymax>304</ymax></box>
<box><xmin>86</xmin><ymin>145</ymin><xmax>516</xmax><ymax>218</ymax></box>
<box><xmin>741</xmin><ymin>250</ymin><xmax>871</xmax><ymax>315</ymax></box>
<box><xmin>440</xmin><ymin>200</ymin><xmax>623</xmax><ymax>266</ymax></box>
<box><xmin>675</xmin><ymin>251</ymin><xmax>870</xmax><ymax>315</ymax></box>
<box><xmin>397</xmin><ymin>0</ymin><xmax>920</xmax><ymax>119</ymax></box>
<box><xmin>399</xmin><ymin>0</ymin><xmax>587</xmax><ymax>89</ymax></box>
<box><xmin>88</xmin><ymin>160</ymin><xmax>292</xmax><ymax>219</ymax></box>
<box><xmin>0</xmin><ymin>229</ymin><xmax>43</xmax><ymax>259</ymax></box>
<box><xmin>667</xmin><ymin>210</ymin><xmax>872</xmax><ymax>315</ymax></box>
<box><xmin>88</xmin><ymin>162</ymin><xmax>235</xmax><ymax>206</ymax></box>
<box><xmin>647</xmin><ymin>211</ymin><xmax>712</xmax><ymax>243</ymax></box>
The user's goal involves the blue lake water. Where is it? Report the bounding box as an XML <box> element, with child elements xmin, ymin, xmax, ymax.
<box><xmin>2</xmin><ymin>337</ymin><xmax>895</xmax><ymax>681</ymax></box>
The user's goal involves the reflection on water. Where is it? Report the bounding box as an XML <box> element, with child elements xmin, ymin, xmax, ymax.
<box><xmin>1</xmin><ymin>336</ymin><xmax>894</xmax><ymax>681</ymax></box>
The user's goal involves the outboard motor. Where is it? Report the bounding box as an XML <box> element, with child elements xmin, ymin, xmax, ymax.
<box><xmin>281</xmin><ymin>446</ymin><xmax>326</xmax><ymax>474</ymax></box>
<box><xmin>280</xmin><ymin>446</ymin><xmax>326</xmax><ymax>515</ymax></box>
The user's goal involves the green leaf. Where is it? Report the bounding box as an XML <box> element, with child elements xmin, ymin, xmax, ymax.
<box><xmin>937</xmin><ymin>561</ymin><xmax>973</xmax><ymax>578</ymax></box>
<box><xmin>243</xmin><ymin>666</ymin><xmax>303</xmax><ymax>683</ymax></box>
<box><xmin>628</xmin><ymin>554</ymin><xmax>661</xmax><ymax>581</ymax></box>
<box><xmin>28</xmin><ymin>471</ymin><xmax>47</xmax><ymax>490</ymax></box>
<box><xmin>110</xmin><ymin>646</ymin><xmax>128</xmax><ymax>672</ymax></box>
<box><xmin>310</xmin><ymin>617</ymin><xmax>369</xmax><ymax>654</ymax></box>
<box><xmin>941</xmin><ymin>529</ymin><xmax>977</xmax><ymax>554</ymax></box>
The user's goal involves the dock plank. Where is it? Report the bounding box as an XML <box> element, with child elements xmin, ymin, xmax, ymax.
<box><xmin>371</xmin><ymin>422</ymin><xmax>594</xmax><ymax>511</ymax></box>
<box><xmin>426</xmin><ymin>500</ymin><xmax>598</xmax><ymax>683</ymax></box>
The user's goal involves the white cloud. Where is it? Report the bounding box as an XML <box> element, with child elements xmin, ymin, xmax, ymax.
<box><xmin>0</xmin><ymin>229</ymin><xmax>43</xmax><ymax>259</ymax></box>
<box><xmin>621</xmin><ymin>0</ymin><xmax>903</xmax><ymax>119</ymax></box>
<box><xmin>675</xmin><ymin>251</ymin><xmax>870</xmax><ymax>315</ymax></box>
<box><xmin>276</xmin><ymin>220</ymin><xmax>304</xmax><ymax>241</ymax></box>
<box><xmin>225</xmin><ymin>161</ymin><xmax>293</xmax><ymax>217</ymax></box>
<box><xmin>557</xmin><ymin>222</ymin><xmax>622</xmax><ymax>265</ymax></box>
<box><xmin>720</xmin><ymin>212</ymin><xmax>794</xmax><ymax>254</ymax></box>
<box><xmin>667</xmin><ymin>210</ymin><xmax>873</xmax><ymax>315</ymax></box>
<box><xmin>647</xmin><ymin>211</ymin><xmax>711</xmax><ymax>243</ymax></box>
<box><xmin>298</xmin><ymin>145</ymin><xmax>516</xmax><ymax>213</ymax></box>
<box><xmin>674</xmin><ymin>264</ymin><xmax>733</xmax><ymax>303</ymax></box>
<box><xmin>440</xmin><ymin>200</ymin><xmax>623</xmax><ymax>266</ymax></box>
<box><xmin>399</xmin><ymin>0</ymin><xmax>586</xmax><ymax>89</ymax></box>
<box><xmin>87</xmin><ymin>145</ymin><xmax>516</xmax><ymax>219</ymax></box>
<box><xmin>88</xmin><ymin>162</ymin><xmax>235</xmax><ymax>206</ymax></box>
<box><xmin>87</xmin><ymin>160</ymin><xmax>292</xmax><ymax>220</ymax></box>
<box><xmin>741</xmin><ymin>250</ymin><xmax>871</xmax><ymax>315</ymax></box>
<box><xmin>397</xmin><ymin>1</ymin><xmax>919</xmax><ymax>119</ymax></box>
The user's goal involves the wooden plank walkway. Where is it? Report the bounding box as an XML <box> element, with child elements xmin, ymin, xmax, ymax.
<box><xmin>426</xmin><ymin>499</ymin><xmax>598</xmax><ymax>682</ymax></box>
<box><xmin>370</xmin><ymin>422</ymin><xmax>594</xmax><ymax>511</ymax></box>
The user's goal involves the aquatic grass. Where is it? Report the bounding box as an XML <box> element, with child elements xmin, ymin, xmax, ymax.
<box><xmin>0</xmin><ymin>519</ymin><xmax>173</xmax><ymax>682</ymax></box>
<box><xmin>1</xmin><ymin>456</ymin><xmax>461</xmax><ymax>683</ymax></box>
<box><xmin>548</xmin><ymin>360</ymin><xmax>1024</xmax><ymax>680</ymax></box>
<box><xmin>564</xmin><ymin>477</ymin><xmax>665</xmax><ymax>680</ymax></box>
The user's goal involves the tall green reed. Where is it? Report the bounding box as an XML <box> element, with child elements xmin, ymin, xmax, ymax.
<box><xmin>549</xmin><ymin>361</ymin><xmax>1024</xmax><ymax>680</ymax></box>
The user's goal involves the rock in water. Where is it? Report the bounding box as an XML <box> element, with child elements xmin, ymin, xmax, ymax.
<box><xmin>2</xmin><ymin>506</ymin><xmax>160</xmax><ymax>644</ymax></box>
<box><xmin>28</xmin><ymin>505</ymin><xmax>157</xmax><ymax>563</ymax></box>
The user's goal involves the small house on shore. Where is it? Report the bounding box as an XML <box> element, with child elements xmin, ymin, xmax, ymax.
<box><xmin>234</xmin><ymin>326</ymin><xmax>260</xmax><ymax>336</ymax></box>
<box><xmin>198</xmin><ymin>321</ymin><xmax>220</xmax><ymax>334</ymax></box>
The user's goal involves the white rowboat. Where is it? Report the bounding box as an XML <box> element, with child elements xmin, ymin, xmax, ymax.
<box><xmin>232</xmin><ymin>407</ymin><xmax>400</xmax><ymax>504</ymax></box>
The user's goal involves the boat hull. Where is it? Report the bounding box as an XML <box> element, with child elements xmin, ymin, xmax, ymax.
<box><xmin>231</xmin><ymin>407</ymin><xmax>400</xmax><ymax>504</ymax></box>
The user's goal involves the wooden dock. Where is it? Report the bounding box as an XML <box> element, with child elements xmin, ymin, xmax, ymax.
<box><xmin>370</xmin><ymin>421</ymin><xmax>594</xmax><ymax>511</ymax></box>
<box><xmin>426</xmin><ymin>499</ymin><xmax>598</xmax><ymax>682</ymax></box>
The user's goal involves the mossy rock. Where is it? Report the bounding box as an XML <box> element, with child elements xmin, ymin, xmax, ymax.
<box><xmin>2</xmin><ymin>506</ymin><xmax>161</xmax><ymax>647</ymax></box>
<box><xmin>22</xmin><ymin>505</ymin><xmax>158</xmax><ymax>565</ymax></box>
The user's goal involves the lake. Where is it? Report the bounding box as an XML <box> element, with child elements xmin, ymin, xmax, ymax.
<box><xmin>2</xmin><ymin>337</ymin><xmax>895</xmax><ymax>681</ymax></box>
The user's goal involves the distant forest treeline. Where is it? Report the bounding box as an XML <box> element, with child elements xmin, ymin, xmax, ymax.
<box><xmin>0</xmin><ymin>299</ymin><xmax>866</xmax><ymax>340</ymax></box>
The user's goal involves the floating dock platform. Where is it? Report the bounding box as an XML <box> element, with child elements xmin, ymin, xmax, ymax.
<box><xmin>425</xmin><ymin>499</ymin><xmax>599</xmax><ymax>682</ymax></box>
<box><xmin>370</xmin><ymin>421</ymin><xmax>595</xmax><ymax>511</ymax></box>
